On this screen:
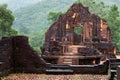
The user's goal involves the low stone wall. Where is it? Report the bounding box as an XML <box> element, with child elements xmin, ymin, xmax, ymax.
<box><xmin>117</xmin><ymin>66</ymin><xmax>120</xmax><ymax>80</ymax></box>
<box><xmin>70</xmin><ymin>60</ymin><xmax>109</xmax><ymax>74</ymax></box>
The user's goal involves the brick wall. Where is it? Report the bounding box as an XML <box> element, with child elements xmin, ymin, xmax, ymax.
<box><xmin>0</xmin><ymin>37</ymin><xmax>13</xmax><ymax>76</ymax></box>
<box><xmin>0</xmin><ymin>36</ymin><xmax>50</xmax><ymax>77</ymax></box>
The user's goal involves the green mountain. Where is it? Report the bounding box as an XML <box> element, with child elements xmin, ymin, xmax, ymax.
<box><xmin>13</xmin><ymin>0</ymin><xmax>75</xmax><ymax>34</ymax></box>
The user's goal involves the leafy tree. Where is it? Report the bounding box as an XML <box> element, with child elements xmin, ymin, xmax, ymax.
<box><xmin>104</xmin><ymin>4</ymin><xmax>120</xmax><ymax>51</ymax></box>
<box><xmin>76</xmin><ymin>0</ymin><xmax>109</xmax><ymax>18</ymax></box>
<box><xmin>29</xmin><ymin>30</ymin><xmax>46</xmax><ymax>52</ymax></box>
<box><xmin>0</xmin><ymin>4</ymin><xmax>17</xmax><ymax>38</ymax></box>
<box><xmin>48</xmin><ymin>11</ymin><xmax>62</xmax><ymax>22</ymax></box>
<box><xmin>9</xmin><ymin>29</ymin><xmax>18</xmax><ymax>36</ymax></box>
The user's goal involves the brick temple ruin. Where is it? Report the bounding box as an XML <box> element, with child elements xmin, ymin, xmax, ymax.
<box><xmin>41</xmin><ymin>3</ymin><xmax>116</xmax><ymax>65</ymax></box>
<box><xmin>0</xmin><ymin>3</ymin><xmax>120</xmax><ymax>79</ymax></box>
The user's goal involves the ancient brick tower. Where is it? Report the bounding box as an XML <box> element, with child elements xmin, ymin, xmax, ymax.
<box><xmin>41</xmin><ymin>3</ymin><xmax>116</xmax><ymax>65</ymax></box>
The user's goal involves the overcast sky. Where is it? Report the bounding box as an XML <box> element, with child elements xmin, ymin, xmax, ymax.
<box><xmin>0</xmin><ymin>0</ymin><xmax>9</xmax><ymax>3</ymax></box>
<box><xmin>0</xmin><ymin>0</ymin><xmax>41</xmax><ymax>4</ymax></box>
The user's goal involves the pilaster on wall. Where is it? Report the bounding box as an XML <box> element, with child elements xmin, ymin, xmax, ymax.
<box><xmin>0</xmin><ymin>37</ymin><xmax>13</xmax><ymax>76</ymax></box>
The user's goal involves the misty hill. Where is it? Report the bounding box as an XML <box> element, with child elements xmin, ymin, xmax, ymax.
<box><xmin>13</xmin><ymin>0</ymin><xmax>75</xmax><ymax>34</ymax></box>
<box><xmin>0</xmin><ymin>0</ymin><xmax>41</xmax><ymax>11</ymax></box>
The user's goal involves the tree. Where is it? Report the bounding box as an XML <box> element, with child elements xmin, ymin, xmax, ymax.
<box><xmin>104</xmin><ymin>4</ymin><xmax>120</xmax><ymax>51</ymax></box>
<box><xmin>9</xmin><ymin>29</ymin><xmax>18</xmax><ymax>36</ymax></box>
<box><xmin>29</xmin><ymin>30</ymin><xmax>46</xmax><ymax>52</ymax></box>
<box><xmin>0</xmin><ymin>4</ymin><xmax>17</xmax><ymax>38</ymax></box>
<box><xmin>48</xmin><ymin>11</ymin><xmax>62</xmax><ymax>22</ymax></box>
<box><xmin>76</xmin><ymin>0</ymin><xmax>109</xmax><ymax>18</ymax></box>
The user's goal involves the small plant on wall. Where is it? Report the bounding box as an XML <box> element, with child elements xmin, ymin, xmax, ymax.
<box><xmin>74</xmin><ymin>25</ymin><xmax>83</xmax><ymax>35</ymax></box>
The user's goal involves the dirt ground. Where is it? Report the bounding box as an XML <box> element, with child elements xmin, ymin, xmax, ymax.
<box><xmin>2</xmin><ymin>74</ymin><xmax>109</xmax><ymax>80</ymax></box>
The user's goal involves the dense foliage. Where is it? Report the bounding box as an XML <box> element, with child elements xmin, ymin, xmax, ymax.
<box><xmin>0</xmin><ymin>4</ymin><xmax>17</xmax><ymax>39</ymax></box>
<box><xmin>105</xmin><ymin>5</ymin><xmax>120</xmax><ymax>51</ymax></box>
<box><xmin>48</xmin><ymin>12</ymin><xmax>62</xmax><ymax>23</ymax></box>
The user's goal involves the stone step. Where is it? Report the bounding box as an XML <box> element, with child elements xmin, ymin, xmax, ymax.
<box><xmin>110</xmin><ymin>59</ymin><xmax>120</xmax><ymax>64</ymax></box>
<box><xmin>110</xmin><ymin>65</ymin><xmax>120</xmax><ymax>70</ymax></box>
<box><xmin>63</xmin><ymin>52</ymin><xmax>74</xmax><ymax>56</ymax></box>
<box><xmin>63</xmin><ymin>58</ymin><xmax>72</xmax><ymax>62</ymax></box>
<box><xmin>110</xmin><ymin>70</ymin><xmax>117</xmax><ymax>80</ymax></box>
<box><xmin>111</xmin><ymin>70</ymin><xmax>117</xmax><ymax>73</ymax></box>
<box><xmin>63</xmin><ymin>62</ymin><xmax>72</xmax><ymax>64</ymax></box>
<box><xmin>45</xmin><ymin>69</ymin><xmax>74</xmax><ymax>74</ymax></box>
<box><xmin>0</xmin><ymin>62</ymin><xmax>4</xmax><ymax>64</ymax></box>
<box><xmin>62</xmin><ymin>58</ymin><xmax>73</xmax><ymax>65</ymax></box>
<box><xmin>114</xmin><ymin>75</ymin><xmax>117</xmax><ymax>79</ymax></box>
<box><xmin>51</xmin><ymin>64</ymin><xmax>70</xmax><ymax>69</ymax></box>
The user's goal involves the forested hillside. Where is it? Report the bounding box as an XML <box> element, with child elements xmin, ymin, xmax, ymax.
<box><xmin>6</xmin><ymin>0</ymin><xmax>120</xmax><ymax>51</ymax></box>
<box><xmin>12</xmin><ymin>0</ymin><xmax>75</xmax><ymax>51</ymax></box>
<box><xmin>13</xmin><ymin>0</ymin><xmax>75</xmax><ymax>33</ymax></box>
